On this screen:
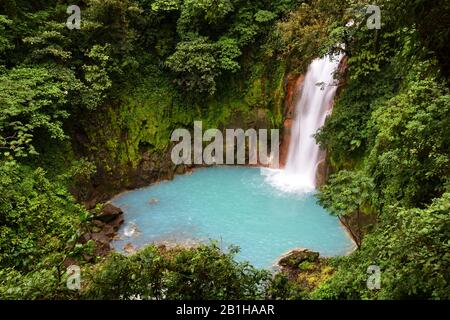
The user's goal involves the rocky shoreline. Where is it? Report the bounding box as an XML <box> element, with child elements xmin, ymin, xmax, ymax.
<box><xmin>81</xmin><ymin>203</ymin><xmax>125</xmax><ymax>260</ymax></box>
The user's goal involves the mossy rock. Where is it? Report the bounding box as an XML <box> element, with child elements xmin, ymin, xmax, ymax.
<box><xmin>278</xmin><ymin>249</ymin><xmax>320</xmax><ymax>269</ymax></box>
<box><xmin>298</xmin><ymin>261</ymin><xmax>315</xmax><ymax>271</ymax></box>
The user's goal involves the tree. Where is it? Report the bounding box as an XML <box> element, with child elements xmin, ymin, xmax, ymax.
<box><xmin>0</xmin><ymin>66</ymin><xmax>80</xmax><ymax>158</ymax></box>
<box><xmin>317</xmin><ymin>170</ymin><xmax>374</xmax><ymax>247</ymax></box>
<box><xmin>165</xmin><ymin>35</ymin><xmax>241</xmax><ymax>95</ymax></box>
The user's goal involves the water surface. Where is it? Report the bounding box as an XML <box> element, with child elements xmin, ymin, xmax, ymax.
<box><xmin>112</xmin><ymin>167</ymin><xmax>355</xmax><ymax>268</ymax></box>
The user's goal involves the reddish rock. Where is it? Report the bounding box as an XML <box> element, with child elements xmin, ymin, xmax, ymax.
<box><xmin>335</xmin><ymin>56</ymin><xmax>349</xmax><ymax>98</ymax></box>
<box><xmin>279</xmin><ymin>74</ymin><xmax>305</xmax><ymax>168</ymax></box>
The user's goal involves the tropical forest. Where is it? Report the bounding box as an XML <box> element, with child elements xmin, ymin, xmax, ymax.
<box><xmin>0</xmin><ymin>0</ymin><xmax>449</xmax><ymax>301</ymax></box>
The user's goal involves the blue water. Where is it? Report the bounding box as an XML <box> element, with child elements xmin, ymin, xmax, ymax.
<box><xmin>111</xmin><ymin>167</ymin><xmax>355</xmax><ymax>268</ymax></box>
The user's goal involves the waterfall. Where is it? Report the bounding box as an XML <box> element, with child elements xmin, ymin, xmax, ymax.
<box><xmin>263</xmin><ymin>54</ymin><xmax>343</xmax><ymax>194</ymax></box>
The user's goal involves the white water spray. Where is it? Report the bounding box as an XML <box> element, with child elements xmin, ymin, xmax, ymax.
<box><xmin>263</xmin><ymin>54</ymin><xmax>343</xmax><ymax>194</ymax></box>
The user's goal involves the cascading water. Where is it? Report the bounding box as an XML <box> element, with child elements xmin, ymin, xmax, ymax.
<box><xmin>264</xmin><ymin>54</ymin><xmax>343</xmax><ymax>193</ymax></box>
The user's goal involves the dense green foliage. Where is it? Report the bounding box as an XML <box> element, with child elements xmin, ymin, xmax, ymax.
<box><xmin>0</xmin><ymin>0</ymin><xmax>297</xmax><ymax>300</ymax></box>
<box><xmin>0</xmin><ymin>159</ymin><xmax>95</xmax><ymax>299</ymax></box>
<box><xmin>83</xmin><ymin>243</ymin><xmax>271</xmax><ymax>300</ymax></box>
<box><xmin>317</xmin><ymin>170</ymin><xmax>373</xmax><ymax>219</ymax></box>
<box><xmin>308</xmin><ymin>0</ymin><xmax>449</xmax><ymax>299</ymax></box>
<box><xmin>0</xmin><ymin>0</ymin><xmax>448</xmax><ymax>300</ymax></box>
<box><xmin>0</xmin><ymin>161</ymin><xmax>86</xmax><ymax>272</ymax></box>
<box><xmin>313</xmin><ymin>193</ymin><xmax>450</xmax><ymax>299</ymax></box>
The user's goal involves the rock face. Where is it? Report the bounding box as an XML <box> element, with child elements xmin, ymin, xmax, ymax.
<box><xmin>339</xmin><ymin>212</ymin><xmax>377</xmax><ymax>248</ymax></box>
<box><xmin>279</xmin><ymin>74</ymin><xmax>305</xmax><ymax>168</ymax></box>
<box><xmin>278</xmin><ymin>248</ymin><xmax>320</xmax><ymax>269</ymax></box>
<box><xmin>77</xmin><ymin>148</ymin><xmax>184</xmax><ymax>209</ymax></box>
<box><xmin>315</xmin><ymin>158</ymin><xmax>329</xmax><ymax>188</ymax></box>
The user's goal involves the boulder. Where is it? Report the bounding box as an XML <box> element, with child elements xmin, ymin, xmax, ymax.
<box><xmin>278</xmin><ymin>249</ymin><xmax>320</xmax><ymax>269</ymax></box>
<box><xmin>96</xmin><ymin>203</ymin><xmax>123</xmax><ymax>223</ymax></box>
<box><xmin>109</xmin><ymin>214</ymin><xmax>125</xmax><ymax>231</ymax></box>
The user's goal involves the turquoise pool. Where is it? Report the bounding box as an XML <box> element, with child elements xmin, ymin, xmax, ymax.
<box><xmin>111</xmin><ymin>167</ymin><xmax>355</xmax><ymax>268</ymax></box>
